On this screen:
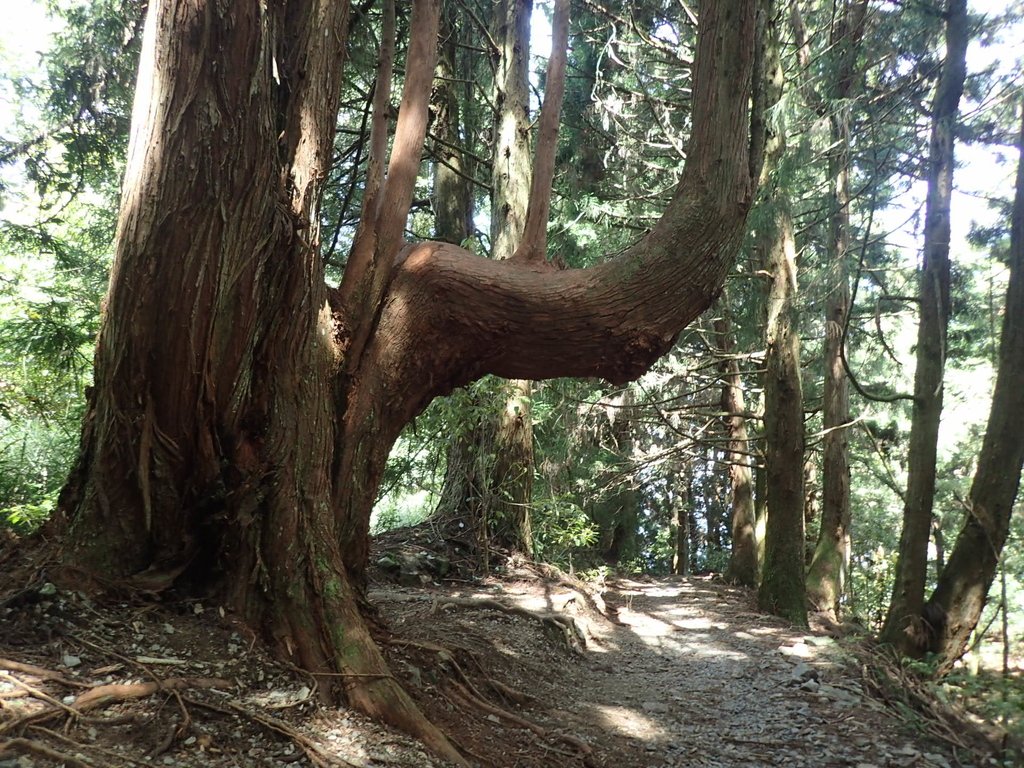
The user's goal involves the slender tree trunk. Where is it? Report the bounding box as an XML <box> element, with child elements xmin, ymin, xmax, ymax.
<box><xmin>589</xmin><ymin>390</ymin><xmax>640</xmax><ymax>565</ymax></box>
<box><xmin>671</xmin><ymin>462</ymin><xmax>692</xmax><ymax>575</ymax></box>
<box><xmin>432</xmin><ymin>6</ymin><xmax>472</xmax><ymax>247</ymax></box>
<box><xmin>805</xmin><ymin>0</ymin><xmax>866</xmax><ymax>620</ymax></box>
<box><xmin>757</xmin><ymin>197</ymin><xmax>808</xmax><ymax>625</ymax></box>
<box><xmin>880</xmin><ymin>0</ymin><xmax>969</xmax><ymax>653</ymax></box>
<box><xmin>755</xmin><ymin>434</ymin><xmax>768</xmax><ymax>574</ymax></box>
<box><xmin>925</xmin><ymin>103</ymin><xmax>1024</xmax><ymax>667</ymax></box>
<box><xmin>717</xmin><ymin>317</ymin><xmax>758</xmax><ymax>586</ymax></box>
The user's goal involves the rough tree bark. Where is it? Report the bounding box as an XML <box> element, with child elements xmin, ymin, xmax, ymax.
<box><xmin>55</xmin><ymin>0</ymin><xmax>763</xmax><ymax>757</ymax></box>
<box><xmin>757</xmin><ymin>196</ymin><xmax>808</xmax><ymax>626</ymax></box>
<box><xmin>804</xmin><ymin>0</ymin><xmax>868</xmax><ymax>618</ymax></box>
<box><xmin>924</xmin><ymin>103</ymin><xmax>1024</xmax><ymax>668</ymax></box>
<box><xmin>880</xmin><ymin>0</ymin><xmax>969</xmax><ymax>654</ymax></box>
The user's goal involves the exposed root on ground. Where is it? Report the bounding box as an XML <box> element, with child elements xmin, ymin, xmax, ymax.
<box><xmin>375</xmin><ymin>591</ymin><xmax>590</xmax><ymax>654</ymax></box>
<box><xmin>857</xmin><ymin>641</ymin><xmax>1010</xmax><ymax>759</ymax></box>
<box><xmin>388</xmin><ymin>633</ymin><xmax>593</xmax><ymax>762</ymax></box>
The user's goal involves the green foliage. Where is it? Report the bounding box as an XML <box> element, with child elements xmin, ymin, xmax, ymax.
<box><xmin>1</xmin><ymin>1</ymin><xmax>127</xmax><ymax>530</ymax></box>
<box><xmin>530</xmin><ymin>497</ymin><xmax>598</xmax><ymax>568</ymax></box>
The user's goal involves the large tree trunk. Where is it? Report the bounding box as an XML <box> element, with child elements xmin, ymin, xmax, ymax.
<box><xmin>805</xmin><ymin>0</ymin><xmax>867</xmax><ymax>618</ymax></box>
<box><xmin>924</xmin><ymin>104</ymin><xmax>1024</xmax><ymax>668</ymax></box>
<box><xmin>57</xmin><ymin>1</ymin><xmax>462</xmax><ymax>760</ymax></box>
<box><xmin>880</xmin><ymin>0</ymin><xmax>968</xmax><ymax>654</ymax></box>
<box><xmin>717</xmin><ymin>306</ymin><xmax>758</xmax><ymax>586</ymax></box>
<box><xmin>55</xmin><ymin>0</ymin><xmax>762</xmax><ymax>757</ymax></box>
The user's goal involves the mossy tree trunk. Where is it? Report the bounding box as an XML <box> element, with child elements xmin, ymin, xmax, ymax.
<box><xmin>756</xmin><ymin>196</ymin><xmax>808</xmax><ymax>626</ymax></box>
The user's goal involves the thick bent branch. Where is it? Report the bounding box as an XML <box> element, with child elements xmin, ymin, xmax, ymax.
<box><xmin>376</xmin><ymin>181</ymin><xmax>746</xmax><ymax>422</ymax></box>
<box><xmin>365</xmin><ymin>0</ymin><xmax>759</xmax><ymax>420</ymax></box>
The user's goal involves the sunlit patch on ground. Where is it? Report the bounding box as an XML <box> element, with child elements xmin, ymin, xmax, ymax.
<box><xmin>586</xmin><ymin>702</ymin><xmax>667</xmax><ymax>741</ymax></box>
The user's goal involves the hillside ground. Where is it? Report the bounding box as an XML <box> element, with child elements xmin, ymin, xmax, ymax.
<box><xmin>0</xmin><ymin>532</ymin><xmax>1014</xmax><ymax>768</ymax></box>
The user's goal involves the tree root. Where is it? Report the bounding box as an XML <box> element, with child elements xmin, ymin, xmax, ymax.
<box><xmin>446</xmin><ymin>679</ymin><xmax>592</xmax><ymax>757</ymax></box>
<box><xmin>72</xmin><ymin>676</ymin><xmax>230</xmax><ymax>712</ymax></box>
<box><xmin>185</xmin><ymin>696</ymin><xmax>364</xmax><ymax>768</ymax></box>
<box><xmin>857</xmin><ymin>642</ymin><xmax>1005</xmax><ymax>759</ymax></box>
<box><xmin>377</xmin><ymin>591</ymin><xmax>590</xmax><ymax>654</ymax></box>
<box><xmin>436</xmin><ymin>596</ymin><xmax>589</xmax><ymax>653</ymax></box>
<box><xmin>388</xmin><ymin>635</ymin><xmax>591</xmax><ymax>760</ymax></box>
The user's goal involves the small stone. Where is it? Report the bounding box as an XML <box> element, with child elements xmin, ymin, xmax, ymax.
<box><xmin>39</xmin><ymin>583</ymin><xmax>57</xmax><ymax>597</ymax></box>
<box><xmin>62</xmin><ymin>654</ymin><xmax>81</xmax><ymax>668</ymax></box>
<box><xmin>789</xmin><ymin>662</ymin><xmax>818</xmax><ymax>683</ymax></box>
<box><xmin>486</xmin><ymin>714</ymin><xmax>501</xmax><ymax>723</ymax></box>
<box><xmin>799</xmin><ymin>679</ymin><xmax>820</xmax><ymax>693</ymax></box>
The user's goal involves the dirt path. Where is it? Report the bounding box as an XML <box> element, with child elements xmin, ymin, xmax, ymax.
<box><xmin>557</xmin><ymin>577</ymin><xmax>955</xmax><ymax>767</ymax></box>
<box><xmin>375</xmin><ymin>572</ymin><xmax>972</xmax><ymax>768</ymax></box>
<box><xmin>0</xmin><ymin>565</ymin><xmax>986</xmax><ymax>768</ymax></box>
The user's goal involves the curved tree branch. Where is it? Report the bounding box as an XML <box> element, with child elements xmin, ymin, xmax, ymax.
<box><xmin>362</xmin><ymin>0</ymin><xmax>761</xmax><ymax>422</ymax></box>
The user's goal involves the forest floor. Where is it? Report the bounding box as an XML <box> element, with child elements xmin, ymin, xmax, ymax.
<box><xmin>0</xmin><ymin>532</ymin><xmax>1013</xmax><ymax>768</ymax></box>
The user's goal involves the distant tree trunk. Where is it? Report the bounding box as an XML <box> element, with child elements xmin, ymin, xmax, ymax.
<box><xmin>755</xmin><ymin>434</ymin><xmax>768</xmax><ymax>573</ymax></box>
<box><xmin>592</xmin><ymin>390</ymin><xmax>639</xmax><ymax>565</ymax></box>
<box><xmin>427</xmin><ymin>11</ymin><xmax>483</xmax><ymax>552</ymax></box>
<box><xmin>880</xmin><ymin>0</ymin><xmax>968</xmax><ymax>654</ymax></box>
<box><xmin>54</xmin><ymin>0</ymin><xmax>762</xmax><ymax>757</ymax></box>
<box><xmin>671</xmin><ymin>461</ymin><xmax>692</xmax><ymax>575</ymax></box>
<box><xmin>805</xmin><ymin>0</ymin><xmax>866</xmax><ymax>620</ymax></box>
<box><xmin>432</xmin><ymin>0</ymin><xmax>535</xmax><ymax>556</ymax></box>
<box><xmin>757</xmin><ymin>197</ymin><xmax>808</xmax><ymax>626</ymax></box>
<box><xmin>924</xmin><ymin>103</ymin><xmax>1024</xmax><ymax>668</ymax></box>
<box><xmin>432</xmin><ymin>6</ymin><xmax>472</xmax><ymax>246</ymax></box>
<box><xmin>717</xmin><ymin>307</ymin><xmax>758</xmax><ymax>586</ymax></box>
